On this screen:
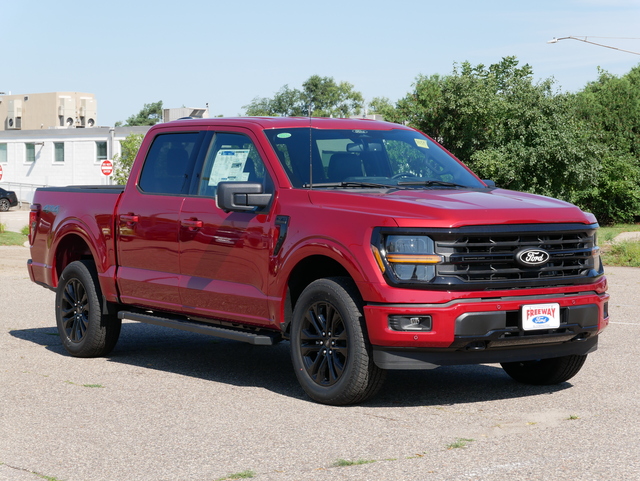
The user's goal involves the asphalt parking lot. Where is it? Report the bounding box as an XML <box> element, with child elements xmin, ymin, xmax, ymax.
<box><xmin>1</xmin><ymin>245</ymin><xmax>639</xmax><ymax>481</ymax></box>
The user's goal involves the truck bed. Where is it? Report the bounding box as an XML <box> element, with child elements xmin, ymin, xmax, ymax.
<box><xmin>28</xmin><ymin>184</ymin><xmax>124</xmax><ymax>300</ymax></box>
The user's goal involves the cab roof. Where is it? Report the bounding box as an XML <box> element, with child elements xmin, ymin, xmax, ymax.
<box><xmin>158</xmin><ymin>116</ymin><xmax>412</xmax><ymax>131</ymax></box>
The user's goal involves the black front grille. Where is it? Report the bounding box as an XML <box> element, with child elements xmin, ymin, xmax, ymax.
<box><xmin>432</xmin><ymin>224</ymin><xmax>602</xmax><ymax>289</ymax></box>
<box><xmin>438</xmin><ymin>232</ymin><xmax>593</xmax><ymax>281</ymax></box>
<box><xmin>375</xmin><ymin>223</ymin><xmax>604</xmax><ymax>290</ymax></box>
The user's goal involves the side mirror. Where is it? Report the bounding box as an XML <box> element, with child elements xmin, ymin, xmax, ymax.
<box><xmin>482</xmin><ymin>179</ymin><xmax>496</xmax><ymax>188</ymax></box>
<box><xmin>216</xmin><ymin>182</ymin><xmax>272</xmax><ymax>213</ymax></box>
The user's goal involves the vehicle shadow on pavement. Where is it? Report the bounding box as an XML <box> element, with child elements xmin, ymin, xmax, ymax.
<box><xmin>11</xmin><ymin>322</ymin><xmax>571</xmax><ymax>407</ymax></box>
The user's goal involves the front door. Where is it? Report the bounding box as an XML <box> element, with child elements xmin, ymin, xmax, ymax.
<box><xmin>178</xmin><ymin>130</ymin><xmax>275</xmax><ymax>326</ymax></box>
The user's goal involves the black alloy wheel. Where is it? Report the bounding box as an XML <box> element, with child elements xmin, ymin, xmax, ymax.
<box><xmin>290</xmin><ymin>277</ymin><xmax>386</xmax><ymax>405</ymax></box>
<box><xmin>55</xmin><ymin>261</ymin><xmax>121</xmax><ymax>357</ymax></box>
<box><xmin>60</xmin><ymin>276</ymin><xmax>90</xmax><ymax>343</ymax></box>
<box><xmin>299</xmin><ymin>299</ymin><xmax>349</xmax><ymax>386</ymax></box>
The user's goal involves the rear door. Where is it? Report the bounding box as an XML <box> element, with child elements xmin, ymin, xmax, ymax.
<box><xmin>116</xmin><ymin>130</ymin><xmax>204</xmax><ymax>311</ymax></box>
<box><xmin>178</xmin><ymin>129</ymin><xmax>276</xmax><ymax>326</ymax></box>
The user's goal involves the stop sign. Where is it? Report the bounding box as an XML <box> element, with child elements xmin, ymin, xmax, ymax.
<box><xmin>0</xmin><ymin>164</ymin><xmax>3</xmax><ymax>181</ymax></box>
<box><xmin>101</xmin><ymin>160</ymin><xmax>113</xmax><ymax>176</ymax></box>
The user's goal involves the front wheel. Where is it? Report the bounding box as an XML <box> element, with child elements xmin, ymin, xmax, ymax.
<box><xmin>56</xmin><ymin>260</ymin><xmax>122</xmax><ymax>357</ymax></box>
<box><xmin>290</xmin><ymin>277</ymin><xmax>386</xmax><ymax>405</ymax></box>
<box><xmin>0</xmin><ymin>198</ymin><xmax>9</xmax><ymax>211</ymax></box>
<box><xmin>500</xmin><ymin>354</ymin><xmax>588</xmax><ymax>385</ymax></box>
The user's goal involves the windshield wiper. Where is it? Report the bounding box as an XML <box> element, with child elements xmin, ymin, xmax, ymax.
<box><xmin>397</xmin><ymin>180</ymin><xmax>467</xmax><ymax>188</ymax></box>
<box><xmin>303</xmin><ymin>181</ymin><xmax>400</xmax><ymax>189</ymax></box>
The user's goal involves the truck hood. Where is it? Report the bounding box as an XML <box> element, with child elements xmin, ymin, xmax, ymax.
<box><xmin>307</xmin><ymin>187</ymin><xmax>597</xmax><ymax>228</ymax></box>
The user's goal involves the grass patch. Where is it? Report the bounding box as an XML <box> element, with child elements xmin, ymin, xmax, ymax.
<box><xmin>65</xmin><ymin>381</ymin><xmax>104</xmax><ymax>388</ymax></box>
<box><xmin>602</xmin><ymin>240</ymin><xmax>640</xmax><ymax>267</ymax></box>
<box><xmin>0</xmin><ymin>231</ymin><xmax>27</xmax><ymax>246</ymax></box>
<box><xmin>332</xmin><ymin>458</ymin><xmax>376</xmax><ymax>467</ymax></box>
<box><xmin>0</xmin><ymin>462</ymin><xmax>64</xmax><ymax>481</ymax></box>
<box><xmin>447</xmin><ymin>438</ymin><xmax>474</xmax><ymax>449</ymax></box>
<box><xmin>218</xmin><ymin>470</ymin><xmax>255</xmax><ymax>480</ymax></box>
<box><xmin>36</xmin><ymin>474</ymin><xmax>64</xmax><ymax>481</ymax></box>
<box><xmin>567</xmin><ymin>414</ymin><xmax>580</xmax><ymax>420</ymax></box>
<box><xmin>599</xmin><ymin>224</ymin><xmax>640</xmax><ymax>242</ymax></box>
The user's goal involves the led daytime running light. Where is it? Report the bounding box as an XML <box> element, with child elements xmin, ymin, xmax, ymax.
<box><xmin>386</xmin><ymin>253</ymin><xmax>442</xmax><ymax>264</ymax></box>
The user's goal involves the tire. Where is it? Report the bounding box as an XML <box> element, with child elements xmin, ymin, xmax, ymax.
<box><xmin>290</xmin><ymin>277</ymin><xmax>386</xmax><ymax>405</ymax></box>
<box><xmin>500</xmin><ymin>354</ymin><xmax>588</xmax><ymax>385</ymax></box>
<box><xmin>0</xmin><ymin>198</ymin><xmax>9</xmax><ymax>211</ymax></box>
<box><xmin>55</xmin><ymin>260</ymin><xmax>122</xmax><ymax>357</ymax></box>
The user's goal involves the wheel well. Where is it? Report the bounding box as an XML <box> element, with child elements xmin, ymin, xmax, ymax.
<box><xmin>54</xmin><ymin>234</ymin><xmax>94</xmax><ymax>283</ymax></box>
<box><xmin>284</xmin><ymin>255</ymin><xmax>353</xmax><ymax>334</ymax></box>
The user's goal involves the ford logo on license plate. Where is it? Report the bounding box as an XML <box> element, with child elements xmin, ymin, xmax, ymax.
<box><xmin>516</xmin><ymin>248</ymin><xmax>550</xmax><ymax>267</ymax></box>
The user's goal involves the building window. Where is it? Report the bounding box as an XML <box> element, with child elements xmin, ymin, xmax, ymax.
<box><xmin>54</xmin><ymin>143</ymin><xmax>65</xmax><ymax>162</ymax></box>
<box><xmin>26</xmin><ymin>143</ymin><xmax>36</xmax><ymax>163</ymax></box>
<box><xmin>0</xmin><ymin>143</ymin><xmax>6</xmax><ymax>163</ymax></box>
<box><xmin>96</xmin><ymin>141</ymin><xmax>107</xmax><ymax>162</ymax></box>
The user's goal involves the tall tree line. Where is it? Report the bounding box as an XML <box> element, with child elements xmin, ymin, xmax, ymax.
<box><xmin>246</xmin><ymin>59</ymin><xmax>640</xmax><ymax>223</ymax></box>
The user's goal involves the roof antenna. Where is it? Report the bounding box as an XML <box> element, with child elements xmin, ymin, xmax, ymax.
<box><xmin>308</xmin><ymin>102</ymin><xmax>313</xmax><ymax>189</ymax></box>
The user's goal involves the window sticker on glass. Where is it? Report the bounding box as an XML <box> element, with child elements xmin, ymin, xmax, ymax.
<box><xmin>209</xmin><ymin>149</ymin><xmax>250</xmax><ymax>185</ymax></box>
<box><xmin>277</xmin><ymin>133</ymin><xmax>292</xmax><ymax>139</ymax></box>
<box><xmin>414</xmin><ymin>138</ymin><xmax>429</xmax><ymax>149</ymax></box>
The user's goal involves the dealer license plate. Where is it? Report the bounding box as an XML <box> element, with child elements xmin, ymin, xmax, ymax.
<box><xmin>521</xmin><ymin>303</ymin><xmax>561</xmax><ymax>331</ymax></box>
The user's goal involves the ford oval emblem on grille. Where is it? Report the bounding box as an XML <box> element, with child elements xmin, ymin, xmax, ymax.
<box><xmin>516</xmin><ymin>248</ymin><xmax>550</xmax><ymax>266</ymax></box>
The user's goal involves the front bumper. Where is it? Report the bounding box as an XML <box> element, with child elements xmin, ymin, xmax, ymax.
<box><xmin>364</xmin><ymin>289</ymin><xmax>609</xmax><ymax>369</ymax></box>
<box><xmin>373</xmin><ymin>335</ymin><xmax>599</xmax><ymax>370</ymax></box>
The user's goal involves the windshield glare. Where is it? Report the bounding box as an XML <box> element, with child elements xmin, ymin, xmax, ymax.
<box><xmin>264</xmin><ymin>128</ymin><xmax>484</xmax><ymax>189</ymax></box>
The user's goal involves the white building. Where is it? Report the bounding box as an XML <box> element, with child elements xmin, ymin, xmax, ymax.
<box><xmin>0</xmin><ymin>126</ymin><xmax>150</xmax><ymax>204</ymax></box>
<box><xmin>0</xmin><ymin>93</ymin><xmax>210</xmax><ymax>205</ymax></box>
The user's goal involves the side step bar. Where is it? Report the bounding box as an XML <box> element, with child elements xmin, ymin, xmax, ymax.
<box><xmin>118</xmin><ymin>311</ymin><xmax>279</xmax><ymax>346</ymax></box>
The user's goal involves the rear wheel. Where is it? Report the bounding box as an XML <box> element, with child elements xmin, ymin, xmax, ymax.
<box><xmin>290</xmin><ymin>277</ymin><xmax>386</xmax><ymax>405</ymax></box>
<box><xmin>501</xmin><ymin>354</ymin><xmax>588</xmax><ymax>385</ymax></box>
<box><xmin>0</xmin><ymin>198</ymin><xmax>9</xmax><ymax>211</ymax></box>
<box><xmin>56</xmin><ymin>260</ymin><xmax>121</xmax><ymax>357</ymax></box>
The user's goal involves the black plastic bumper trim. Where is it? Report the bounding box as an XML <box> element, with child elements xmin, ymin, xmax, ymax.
<box><xmin>373</xmin><ymin>335</ymin><xmax>598</xmax><ymax>370</ymax></box>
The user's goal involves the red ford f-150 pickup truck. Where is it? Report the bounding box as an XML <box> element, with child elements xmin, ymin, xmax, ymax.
<box><xmin>28</xmin><ymin>117</ymin><xmax>609</xmax><ymax>405</ymax></box>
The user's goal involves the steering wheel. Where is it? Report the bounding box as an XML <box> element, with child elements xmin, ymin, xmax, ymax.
<box><xmin>391</xmin><ymin>173</ymin><xmax>414</xmax><ymax>180</ymax></box>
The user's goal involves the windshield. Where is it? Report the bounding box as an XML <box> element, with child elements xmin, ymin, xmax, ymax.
<box><xmin>263</xmin><ymin>127</ymin><xmax>485</xmax><ymax>189</ymax></box>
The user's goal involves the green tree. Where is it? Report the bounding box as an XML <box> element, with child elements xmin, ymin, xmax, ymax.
<box><xmin>386</xmin><ymin>56</ymin><xmax>640</xmax><ymax>223</ymax></box>
<box><xmin>572</xmin><ymin>65</ymin><xmax>640</xmax><ymax>223</ymax></box>
<box><xmin>367</xmin><ymin>97</ymin><xmax>397</xmax><ymax>119</ymax></box>
<box><xmin>116</xmin><ymin>101</ymin><xmax>164</xmax><ymax>126</ymax></box>
<box><xmin>243</xmin><ymin>76</ymin><xmax>364</xmax><ymax>117</ymax></box>
<box><xmin>112</xmin><ymin>133</ymin><xmax>144</xmax><ymax>184</ymax></box>
<box><xmin>301</xmin><ymin>75</ymin><xmax>364</xmax><ymax>117</ymax></box>
<box><xmin>245</xmin><ymin>85</ymin><xmax>303</xmax><ymax>116</ymax></box>
<box><xmin>575</xmin><ymin>66</ymin><xmax>640</xmax><ymax>155</ymax></box>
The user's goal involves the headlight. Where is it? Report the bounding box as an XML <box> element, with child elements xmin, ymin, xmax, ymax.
<box><xmin>372</xmin><ymin>231</ymin><xmax>442</xmax><ymax>283</ymax></box>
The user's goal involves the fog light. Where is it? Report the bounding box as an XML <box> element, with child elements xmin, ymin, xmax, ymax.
<box><xmin>389</xmin><ymin>315</ymin><xmax>432</xmax><ymax>331</ymax></box>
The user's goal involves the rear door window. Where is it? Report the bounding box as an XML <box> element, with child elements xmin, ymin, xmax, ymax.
<box><xmin>139</xmin><ymin>132</ymin><xmax>201</xmax><ymax>195</ymax></box>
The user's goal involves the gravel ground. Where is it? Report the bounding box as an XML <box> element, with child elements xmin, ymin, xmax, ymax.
<box><xmin>1</xmin><ymin>245</ymin><xmax>639</xmax><ymax>481</ymax></box>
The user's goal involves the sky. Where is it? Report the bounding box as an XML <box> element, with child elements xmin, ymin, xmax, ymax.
<box><xmin>2</xmin><ymin>0</ymin><xmax>640</xmax><ymax>126</ymax></box>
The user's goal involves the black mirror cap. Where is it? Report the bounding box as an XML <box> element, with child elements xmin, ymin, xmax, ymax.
<box><xmin>217</xmin><ymin>182</ymin><xmax>272</xmax><ymax>213</ymax></box>
<box><xmin>482</xmin><ymin>179</ymin><xmax>497</xmax><ymax>188</ymax></box>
